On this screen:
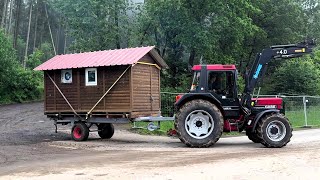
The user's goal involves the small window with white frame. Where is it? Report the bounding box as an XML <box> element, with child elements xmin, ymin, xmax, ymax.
<box><xmin>85</xmin><ymin>68</ymin><xmax>97</xmax><ymax>86</ymax></box>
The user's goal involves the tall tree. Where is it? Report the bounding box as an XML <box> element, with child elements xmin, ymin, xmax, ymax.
<box><xmin>1</xmin><ymin>0</ymin><xmax>8</xmax><ymax>29</ymax></box>
<box><xmin>33</xmin><ymin>0</ymin><xmax>38</xmax><ymax>51</ymax></box>
<box><xmin>44</xmin><ymin>3</ymin><xmax>56</xmax><ymax>55</ymax></box>
<box><xmin>7</xmin><ymin>0</ymin><xmax>14</xmax><ymax>34</ymax></box>
<box><xmin>300</xmin><ymin>0</ymin><xmax>320</xmax><ymax>39</ymax></box>
<box><xmin>133</xmin><ymin>0</ymin><xmax>259</xmax><ymax>89</ymax></box>
<box><xmin>52</xmin><ymin>0</ymin><xmax>131</xmax><ymax>51</ymax></box>
<box><xmin>24</xmin><ymin>0</ymin><xmax>33</xmax><ymax>69</ymax></box>
<box><xmin>13</xmin><ymin>0</ymin><xmax>21</xmax><ymax>49</ymax></box>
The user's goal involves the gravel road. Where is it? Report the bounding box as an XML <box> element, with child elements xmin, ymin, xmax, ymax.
<box><xmin>0</xmin><ymin>102</ymin><xmax>320</xmax><ymax>179</ymax></box>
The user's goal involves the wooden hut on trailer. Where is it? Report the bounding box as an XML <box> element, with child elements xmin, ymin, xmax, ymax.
<box><xmin>34</xmin><ymin>46</ymin><xmax>168</xmax><ymax>120</ymax></box>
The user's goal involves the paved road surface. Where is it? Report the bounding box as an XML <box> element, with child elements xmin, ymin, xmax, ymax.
<box><xmin>0</xmin><ymin>102</ymin><xmax>319</xmax><ymax>179</ymax></box>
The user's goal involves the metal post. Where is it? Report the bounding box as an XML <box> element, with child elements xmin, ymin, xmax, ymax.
<box><xmin>133</xmin><ymin>122</ymin><xmax>137</xmax><ymax>128</ymax></box>
<box><xmin>303</xmin><ymin>96</ymin><xmax>309</xmax><ymax>128</ymax></box>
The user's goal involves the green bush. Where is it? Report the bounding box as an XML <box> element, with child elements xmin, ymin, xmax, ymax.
<box><xmin>8</xmin><ymin>69</ymin><xmax>43</xmax><ymax>102</ymax></box>
<box><xmin>0</xmin><ymin>30</ymin><xmax>44</xmax><ymax>104</ymax></box>
<box><xmin>27</xmin><ymin>49</ymin><xmax>44</xmax><ymax>70</ymax></box>
<box><xmin>264</xmin><ymin>57</ymin><xmax>320</xmax><ymax>95</ymax></box>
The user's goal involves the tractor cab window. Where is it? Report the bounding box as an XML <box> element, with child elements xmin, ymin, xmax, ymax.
<box><xmin>208</xmin><ymin>71</ymin><xmax>224</xmax><ymax>94</ymax></box>
<box><xmin>190</xmin><ymin>71</ymin><xmax>200</xmax><ymax>91</ymax></box>
<box><xmin>208</xmin><ymin>71</ymin><xmax>235</xmax><ymax>98</ymax></box>
<box><xmin>226</xmin><ymin>71</ymin><xmax>235</xmax><ymax>98</ymax></box>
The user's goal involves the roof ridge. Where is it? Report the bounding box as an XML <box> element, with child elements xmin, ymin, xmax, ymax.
<box><xmin>59</xmin><ymin>46</ymin><xmax>155</xmax><ymax>56</ymax></box>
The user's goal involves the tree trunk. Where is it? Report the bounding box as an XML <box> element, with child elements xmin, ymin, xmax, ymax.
<box><xmin>39</xmin><ymin>20</ymin><xmax>44</xmax><ymax>48</ymax></box>
<box><xmin>64</xmin><ymin>32</ymin><xmax>67</xmax><ymax>54</ymax></box>
<box><xmin>1</xmin><ymin>0</ymin><xmax>8</xmax><ymax>29</ymax></box>
<box><xmin>188</xmin><ymin>48</ymin><xmax>196</xmax><ymax>68</ymax></box>
<box><xmin>7</xmin><ymin>0</ymin><xmax>14</xmax><ymax>34</ymax></box>
<box><xmin>114</xmin><ymin>4</ymin><xmax>120</xmax><ymax>49</ymax></box>
<box><xmin>13</xmin><ymin>0</ymin><xmax>21</xmax><ymax>49</ymax></box>
<box><xmin>24</xmin><ymin>0</ymin><xmax>33</xmax><ymax>69</ymax></box>
<box><xmin>139</xmin><ymin>23</ymin><xmax>150</xmax><ymax>46</ymax></box>
<box><xmin>56</xmin><ymin>25</ymin><xmax>60</xmax><ymax>54</ymax></box>
<box><xmin>33</xmin><ymin>0</ymin><xmax>38</xmax><ymax>51</ymax></box>
<box><xmin>45</xmin><ymin>3</ymin><xmax>56</xmax><ymax>55</ymax></box>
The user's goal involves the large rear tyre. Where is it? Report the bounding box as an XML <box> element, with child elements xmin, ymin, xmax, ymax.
<box><xmin>71</xmin><ymin>122</ymin><xmax>89</xmax><ymax>141</ymax></box>
<box><xmin>174</xmin><ymin>99</ymin><xmax>224</xmax><ymax>148</ymax></box>
<box><xmin>98</xmin><ymin>123</ymin><xmax>114</xmax><ymax>139</ymax></box>
<box><xmin>257</xmin><ymin>113</ymin><xmax>292</xmax><ymax>148</ymax></box>
<box><xmin>246</xmin><ymin>130</ymin><xmax>261</xmax><ymax>143</ymax></box>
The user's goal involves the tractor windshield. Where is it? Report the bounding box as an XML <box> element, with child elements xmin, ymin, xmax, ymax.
<box><xmin>190</xmin><ymin>71</ymin><xmax>200</xmax><ymax>91</ymax></box>
<box><xmin>208</xmin><ymin>71</ymin><xmax>236</xmax><ymax>98</ymax></box>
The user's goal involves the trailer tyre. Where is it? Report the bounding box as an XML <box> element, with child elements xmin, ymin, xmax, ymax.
<box><xmin>257</xmin><ymin>113</ymin><xmax>292</xmax><ymax>148</ymax></box>
<box><xmin>175</xmin><ymin>99</ymin><xmax>223</xmax><ymax>148</ymax></box>
<box><xmin>98</xmin><ymin>123</ymin><xmax>114</xmax><ymax>139</ymax></box>
<box><xmin>246</xmin><ymin>130</ymin><xmax>261</xmax><ymax>143</ymax></box>
<box><xmin>71</xmin><ymin>122</ymin><xmax>89</xmax><ymax>141</ymax></box>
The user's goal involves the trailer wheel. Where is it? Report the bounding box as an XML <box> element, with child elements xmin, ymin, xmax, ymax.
<box><xmin>175</xmin><ymin>99</ymin><xmax>223</xmax><ymax>148</ymax></box>
<box><xmin>257</xmin><ymin>113</ymin><xmax>292</xmax><ymax>148</ymax></box>
<box><xmin>71</xmin><ymin>122</ymin><xmax>89</xmax><ymax>141</ymax></box>
<box><xmin>98</xmin><ymin>123</ymin><xmax>114</xmax><ymax>139</ymax></box>
<box><xmin>246</xmin><ymin>130</ymin><xmax>261</xmax><ymax>143</ymax></box>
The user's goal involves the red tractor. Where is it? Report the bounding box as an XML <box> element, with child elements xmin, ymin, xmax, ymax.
<box><xmin>174</xmin><ymin>40</ymin><xmax>316</xmax><ymax>148</ymax></box>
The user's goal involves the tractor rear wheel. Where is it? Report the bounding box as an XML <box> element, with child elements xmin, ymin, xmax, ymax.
<box><xmin>175</xmin><ymin>99</ymin><xmax>224</xmax><ymax>148</ymax></box>
<box><xmin>246</xmin><ymin>130</ymin><xmax>261</xmax><ymax>143</ymax></box>
<box><xmin>257</xmin><ymin>113</ymin><xmax>292</xmax><ymax>148</ymax></box>
<box><xmin>98</xmin><ymin>123</ymin><xmax>114</xmax><ymax>139</ymax></box>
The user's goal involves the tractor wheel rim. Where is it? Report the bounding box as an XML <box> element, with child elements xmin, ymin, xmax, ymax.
<box><xmin>73</xmin><ymin>127</ymin><xmax>82</xmax><ymax>139</ymax></box>
<box><xmin>185</xmin><ymin>110</ymin><xmax>214</xmax><ymax>139</ymax></box>
<box><xmin>266</xmin><ymin>120</ymin><xmax>286</xmax><ymax>142</ymax></box>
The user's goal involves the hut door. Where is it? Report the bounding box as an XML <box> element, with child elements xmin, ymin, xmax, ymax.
<box><xmin>150</xmin><ymin>66</ymin><xmax>160</xmax><ymax>112</ymax></box>
<box><xmin>150</xmin><ymin>66</ymin><xmax>154</xmax><ymax>111</ymax></box>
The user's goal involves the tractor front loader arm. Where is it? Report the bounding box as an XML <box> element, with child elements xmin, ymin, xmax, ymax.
<box><xmin>246</xmin><ymin>39</ymin><xmax>316</xmax><ymax>94</ymax></box>
<box><xmin>241</xmin><ymin>39</ymin><xmax>316</xmax><ymax>110</ymax></box>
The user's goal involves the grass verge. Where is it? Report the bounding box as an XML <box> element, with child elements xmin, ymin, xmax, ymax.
<box><xmin>286</xmin><ymin>109</ymin><xmax>320</xmax><ymax>128</ymax></box>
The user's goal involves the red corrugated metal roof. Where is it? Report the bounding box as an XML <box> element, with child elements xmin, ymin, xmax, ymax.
<box><xmin>34</xmin><ymin>46</ymin><xmax>167</xmax><ymax>71</ymax></box>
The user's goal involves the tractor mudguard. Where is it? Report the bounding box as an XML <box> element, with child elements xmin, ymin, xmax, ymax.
<box><xmin>251</xmin><ymin>109</ymin><xmax>280</xmax><ymax>133</ymax></box>
<box><xmin>175</xmin><ymin>93</ymin><xmax>221</xmax><ymax>110</ymax></box>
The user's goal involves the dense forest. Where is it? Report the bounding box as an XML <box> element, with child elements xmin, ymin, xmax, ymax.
<box><xmin>0</xmin><ymin>0</ymin><xmax>320</xmax><ymax>103</ymax></box>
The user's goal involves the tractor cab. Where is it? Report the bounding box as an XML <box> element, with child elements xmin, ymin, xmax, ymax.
<box><xmin>190</xmin><ymin>64</ymin><xmax>238</xmax><ymax>100</ymax></box>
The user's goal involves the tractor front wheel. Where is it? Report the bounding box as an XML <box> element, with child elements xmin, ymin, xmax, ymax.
<box><xmin>246</xmin><ymin>130</ymin><xmax>261</xmax><ymax>143</ymax></box>
<box><xmin>175</xmin><ymin>99</ymin><xmax>224</xmax><ymax>148</ymax></box>
<box><xmin>257</xmin><ymin>113</ymin><xmax>292</xmax><ymax>148</ymax></box>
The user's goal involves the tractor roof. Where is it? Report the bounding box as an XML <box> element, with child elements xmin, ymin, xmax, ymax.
<box><xmin>192</xmin><ymin>64</ymin><xmax>236</xmax><ymax>71</ymax></box>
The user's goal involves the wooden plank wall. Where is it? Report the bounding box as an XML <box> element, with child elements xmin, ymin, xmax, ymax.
<box><xmin>103</xmin><ymin>66</ymin><xmax>131</xmax><ymax>111</ymax></box>
<box><xmin>45</xmin><ymin>65</ymin><xmax>131</xmax><ymax>113</ymax></box>
<box><xmin>45</xmin><ymin>70</ymin><xmax>79</xmax><ymax>111</ymax></box>
<box><xmin>131</xmin><ymin>53</ymin><xmax>161</xmax><ymax>118</ymax></box>
<box><xmin>44</xmin><ymin>71</ymin><xmax>56</xmax><ymax>111</ymax></box>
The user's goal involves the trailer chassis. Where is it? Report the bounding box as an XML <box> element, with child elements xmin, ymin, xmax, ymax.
<box><xmin>49</xmin><ymin>114</ymin><xmax>174</xmax><ymax>141</ymax></box>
